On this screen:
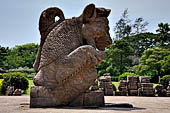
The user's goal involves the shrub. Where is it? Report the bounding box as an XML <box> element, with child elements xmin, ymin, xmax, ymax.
<box><xmin>160</xmin><ymin>75</ymin><xmax>170</xmax><ymax>88</ymax></box>
<box><xmin>0</xmin><ymin>80</ymin><xmax>2</xmax><ymax>95</ymax></box>
<box><xmin>118</xmin><ymin>72</ymin><xmax>139</xmax><ymax>81</ymax></box>
<box><xmin>1</xmin><ymin>72</ymin><xmax>29</xmax><ymax>95</ymax></box>
<box><xmin>0</xmin><ymin>73</ymin><xmax>3</xmax><ymax>79</ymax></box>
<box><xmin>98</xmin><ymin>70</ymin><xmax>106</xmax><ymax>77</ymax></box>
<box><xmin>26</xmin><ymin>72</ymin><xmax>36</xmax><ymax>80</ymax></box>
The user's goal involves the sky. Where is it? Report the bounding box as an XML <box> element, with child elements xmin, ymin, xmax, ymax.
<box><xmin>0</xmin><ymin>0</ymin><xmax>170</xmax><ymax>48</ymax></box>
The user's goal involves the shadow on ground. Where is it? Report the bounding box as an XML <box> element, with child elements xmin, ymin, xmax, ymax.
<box><xmin>20</xmin><ymin>103</ymin><xmax>146</xmax><ymax>111</ymax></box>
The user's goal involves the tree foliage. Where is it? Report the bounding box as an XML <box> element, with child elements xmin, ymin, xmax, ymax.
<box><xmin>161</xmin><ymin>55</ymin><xmax>170</xmax><ymax>75</ymax></box>
<box><xmin>2</xmin><ymin>43</ymin><xmax>39</xmax><ymax>69</ymax></box>
<box><xmin>132</xmin><ymin>17</ymin><xmax>149</xmax><ymax>35</ymax></box>
<box><xmin>97</xmin><ymin>40</ymin><xmax>134</xmax><ymax>78</ymax></box>
<box><xmin>127</xmin><ymin>32</ymin><xmax>157</xmax><ymax>57</ymax></box>
<box><xmin>114</xmin><ymin>9</ymin><xmax>132</xmax><ymax>40</ymax></box>
<box><xmin>0</xmin><ymin>46</ymin><xmax>9</xmax><ymax>69</ymax></box>
<box><xmin>160</xmin><ymin>75</ymin><xmax>170</xmax><ymax>88</ymax></box>
<box><xmin>156</xmin><ymin>23</ymin><xmax>170</xmax><ymax>47</ymax></box>
<box><xmin>136</xmin><ymin>48</ymin><xmax>170</xmax><ymax>82</ymax></box>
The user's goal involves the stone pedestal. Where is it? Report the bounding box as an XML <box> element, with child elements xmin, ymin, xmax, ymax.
<box><xmin>127</xmin><ymin>76</ymin><xmax>138</xmax><ymax>96</ymax></box>
<box><xmin>138</xmin><ymin>77</ymin><xmax>154</xmax><ymax>96</ymax></box>
<box><xmin>99</xmin><ymin>74</ymin><xmax>114</xmax><ymax>96</ymax></box>
<box><xmin>83</xmin><ymin>90</ymin><xmax>104</xmax><ymax>107</ymax></box>
<box><xmin>118</xmin><ymin>80</ymin><xmax>127</xmax><ymax>96</ymax></box>
<box><xmin>30</xmin><ymin>86</ymin><xmax>104</xmax><ymax>108</ymax></box>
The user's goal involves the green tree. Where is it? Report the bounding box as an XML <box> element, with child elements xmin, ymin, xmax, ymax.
<box><xmin>0</xmin><ymin>46</ymin><xmax>9</xmax><ymax>69</ymax></box>
<box><xmin>127</xmin><ymin>32</ymin><xmax>157</xmax><ymax>57</ymax></box>
<box><xmin>114</xmin><ymin>9</ymin><xmax>132</xmax><ymax>40</ymax></box>
<box><xmin>161</xmin><ymin>55</ymin><xmax>170</xmax><ymax>75</ymax></box>
<box><xmin>133</xmin><ymin>17</ymin><xmax>149</xmax><ymax>35</ymax></box>
<box><xmin>4</xmin><ymin>43</ymin><xmax>39</xmax><ymax>69</ymax></box>
<box><xmin>97</xmin><ymin>40</ymin><xmax>134</xmax><ymax>78</ymax></box>
<box><xmin>156</xmin><ymin>23</ymin><xmax>170</xmax><ymax>46</ymax></box>
<box><xmin>136</xmin><ymin>48</ymin><xmax>170</xmax><ymax>83</ymax></box>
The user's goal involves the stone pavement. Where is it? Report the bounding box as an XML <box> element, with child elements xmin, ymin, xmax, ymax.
<box><xmin>0</xmin><ymin>96</ymin><xmax>170</xmax><ymax>113</ymax></box>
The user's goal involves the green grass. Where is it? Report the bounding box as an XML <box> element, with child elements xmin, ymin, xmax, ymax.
<box><xmin>112</xmin><ymin>81</ymin><xmax>119</xmax><ymax>90</ymax></box>
<box><xmin>25</xmin><ymin>80</ymin><xmax>34</xmax><ymax>95</ymax></box>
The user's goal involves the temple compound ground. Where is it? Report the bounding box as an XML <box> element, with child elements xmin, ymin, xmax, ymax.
<box><xmin>0</xmin><ymin>96</ymin><xmax>170</xmax><ymax>113</ymax></box>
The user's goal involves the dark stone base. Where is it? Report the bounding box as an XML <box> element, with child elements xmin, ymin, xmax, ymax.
<box><xmin>30</xmin><ymin>86</ymin><xmax>104</xmax><ymax>108</ymax></box>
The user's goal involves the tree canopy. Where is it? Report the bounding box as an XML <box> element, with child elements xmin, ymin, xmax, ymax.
<box><xmin>1</xmin><ymin>43</ymin><xmax>39</xmax><ymax>70</ymax></box>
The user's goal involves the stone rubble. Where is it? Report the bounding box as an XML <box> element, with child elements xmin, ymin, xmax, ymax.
<box><xmin>127</xmin><ymin>76</ymin><xmax>138</xmax><ymax>96</ymax></box>
<box><xmin>166</xmin><ymin>81</ymin><xmax>170</xmax><ymax>96</ymax></box>
<box><xmin>116</xmin><ymin>80</ymin><xmax>127</xmax><ymax>96</ymax></box>
<box><xmin>138</xmin><ymin>76</ymin><xmax>154</xmax><ymax>96</ymax></box>
<box><xmin>99</xmin><ymin>73</ymin><xmax>115</xmax><ymax>96</ymax></box>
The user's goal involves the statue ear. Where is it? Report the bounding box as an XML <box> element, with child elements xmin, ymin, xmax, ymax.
<box><xmin>82</xmin><ymin>4</ymin><xmax>96</xmax><ymax>23</ymax></box>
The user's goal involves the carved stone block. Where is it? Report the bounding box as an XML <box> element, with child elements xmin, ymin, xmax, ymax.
<box><xmin>104</xmin><ymin>88</ymin><xmax>113</xmax><ymax>96</ymax></box>
<box><xmin>128</xmin><ymin>82</ymin><xmax>138</xmax><ymax>90</ymax></box>
<box><xmin>83</xmin><ymin>90</ymin><xmax>104</xmax><ymax>107</ymax></box>
<box><xmin>139</xmin><ymin>76</ymin><xmax>150</xmax><ymax>83</ymax></box>
<box><xmin>128</xmin><ymin>90</ymin><xmax>138</xmax><ymax>96</ymax></box>
<box><xmin>127</xmin><ymin>76</ymin><xmax>137</xmax><ymax>83</ymax></box>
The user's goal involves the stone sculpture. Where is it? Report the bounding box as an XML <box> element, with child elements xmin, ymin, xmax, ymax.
<box><xmin>30</xmin><ymin>4</ymin><xmax>112</xmax><ymax>107</ymax></box>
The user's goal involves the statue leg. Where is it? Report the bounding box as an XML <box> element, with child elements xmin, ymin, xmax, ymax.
<box><xmin>55</xmin><ymin>45</ymin><xmax>106</xmax><ymax>84</ymax></box>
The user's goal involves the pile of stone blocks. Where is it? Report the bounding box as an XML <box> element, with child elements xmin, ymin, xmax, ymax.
<box><xmin>116</xmin><ymin>80</ymin><xmax>127</xmax><ymax>96</ymax></box>
<box><xmin>90</xmin><ymin>79</ymin><xmax>99</xmax><ymax>91</ymax></box>
<box><xmin>127</xmin><ymin>76</ymin><xmax>138</xmax><ymax>96</ymax></box>
<box><xmin>155</xmin><ymin>84</ymin><xmax>166</xmax><ymax>96</ymax></box>
<box><xmin>139</xmin><ymin>76</ymin><xmax>150</xmax><ymax>83</ymax></box>
<box><xmin>99</xmin><ymin>73</ymin><xmax>114</xmax><ymax>96</ymax></box>
<box><xmin>69</xmin><ymin>90</ymin><xmax>104</xmax><ymax>107</ymax></box>
<box><xmin>138</xmin><ymin>76</ymin><xmax>154</xmax><ymax>96</ymax></box>
<box><xmin>7</xmin><ymin>86</ymin><xmax>22</xmax><ymax>96</ymax></box>
<box><xmin>166</xmin><ymin>81</ymin><xmax>170</xmax><ymax>97</ymax></box>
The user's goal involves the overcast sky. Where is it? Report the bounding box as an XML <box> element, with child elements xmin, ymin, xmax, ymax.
<box><xmin>0</xmin><ymin>0</ymin><xmax>170</xmax><ymax>48</ymax></box>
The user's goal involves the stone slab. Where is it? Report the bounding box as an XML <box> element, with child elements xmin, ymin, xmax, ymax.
<box><xmin>104</xmin><ymin>88</ymin><xmax>113</xmax><ymax>96</ymax></box>
<box><xmin>128</xmin><ymin>90</ymin><xmax>138</xmax><ymax>96</ymax></box>
<box><xmin>83</xmin><ymin>90</ymin><xmax>105</xmax><ymax>107</ymax></box>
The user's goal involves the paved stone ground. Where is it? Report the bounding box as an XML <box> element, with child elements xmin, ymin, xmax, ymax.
<box><xmin>0</xmin><ymin>96</ymin><xmax>170</xmax><ymax>113</ymax></box>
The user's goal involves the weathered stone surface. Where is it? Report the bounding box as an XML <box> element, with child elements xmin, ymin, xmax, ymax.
<box><xmin>99</xmin><ymin>75</ymin><xmax>111</xmax><ymax>82</ymax></box>
<box><xmin>155</xmin><ymin>84</ymin><xmax>164</xmax><ymax>91</ymax></box>
<box><xmin>30</xmin><ymin>4</ymin><xmax>111</xmax><ymax>107</ymax></box>
<box><xmin>91</xmin><ymin>85</ymin><xmax>99</xmax><ymax>91</ymax></box>
<box><xmin>141</xmin><ymin>83</ymin><xmax>153</xmax><ymax>87</ymax></box>
<box><xmin>118</xmin><ymin>87</ymin><xmax>127</xmax><ymax>92</ymax></box>
<box><xmin>139</xmin><ymin>76</ymin><xmax>150</xmax><ymax>83</ymax></box>
<box><xmin>141</xmin><ymin>90</ymin><xmax>154</xmax><ymax>96</ymax></box>
<box><xmin>119</xmin><ymin>80</ymin><xmax>127</xmax><ymax>86</ymax></box>
<box><xmin>69</xmin><ymin>94</ymin><xmax>84</xmax><ymax>107</ymax></box>
<box><xmin>83</xmin><ymin>90</ymin><xmax>104</xmax><ymax>107</ymax></box>
<box><xmin>13</xmin><ymin>89</ymin><xmax>22</xmax><ymax>96</ymax></box>
<box><xmin>104</xmin><ymin>88</ymin><xmax>113</xmax><ymax>96</ymax></box>
<box><xmin>128</xmin><ymin>90</ymin><xmax>138</xmax><ymax>96</ymax></box>
<box><xmin>7</xmin><ymin>86</ymin><xmax>14</xmax><ymax>96</ymax></box>
<box><xmin>127</xmin><ymin>82</ymin><xmax>138</xmax><ymax>90</ymax></box>
<box><xmin>127</xmin><ymin>76</ymin><xmax>137</xmax><ymax>83</ymax></box>
<box><xmin>115</xmin><ymin>91</ymin><xmax>127</xmax><ymax>96</ymax></box>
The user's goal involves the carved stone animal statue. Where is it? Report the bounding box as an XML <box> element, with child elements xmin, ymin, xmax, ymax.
<box><xmin>30</xmin><ymin>4</ymin><xmax>112</xmax><ymax>107</ymax></box>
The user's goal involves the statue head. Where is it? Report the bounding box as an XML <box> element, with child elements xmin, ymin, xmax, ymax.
<box><xmin>79</xmin><ymin>4</ymin><xmax>112</xmax><ymax>51</ymax></box>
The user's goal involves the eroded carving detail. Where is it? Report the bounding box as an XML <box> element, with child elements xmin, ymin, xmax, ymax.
<box><xmin>30</xmin><ymin>4</ymin><xmax>112</xmax><ymax>107</ymax></box>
